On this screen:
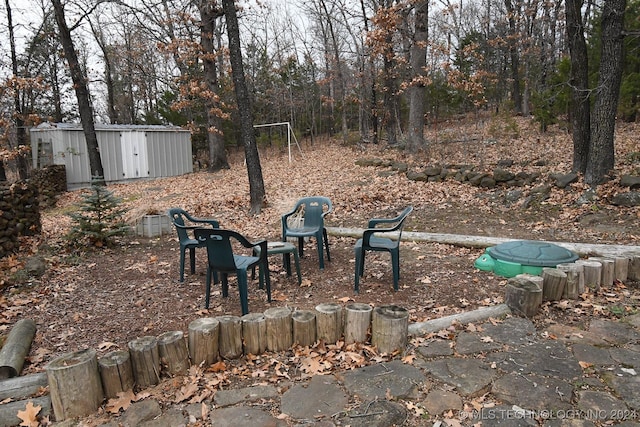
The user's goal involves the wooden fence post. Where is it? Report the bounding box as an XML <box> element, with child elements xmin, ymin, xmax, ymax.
<box><xmin>98</xmin><ymin>350</ymin><xmax>134</xmax><ymax>399</ymax></box>
<box><xmin>217</xmin><ymin>315</ymin><xmax>243</xmax><ymax>360</ymax></box>
<box><xmin>157</xmin><ymin>331</ymin><xmax>189</xmax><ymax>376</ymax></box>
<box><xmin>241</xmin><ymin>313</ymin><xmax>266</xmax><ymax>355</ymax></box>
<box><xmin>188</xmin><ymin>317</ymin><xmax>220</xmax><ymax>367</ymax></box>
<box><xmin>292</xmin><ymin>310</ymin><xmax>316</xmax><ymax>347</ymax></box>
<box><xmin>344</xmin><ymin>303</ymin><xmax>372</xmax><ymax>344</ymax></box>
<box><xmin>505</xmin><ymin>275</ymin><xmax>542</xmax><ymax>317</ymax></box>
<box><xmin>128</xmin><ymin>336</ymin><xmax>160</xmax><ymax>388</ymax></box>
<box><xmin>46</xmin><ymin>348</ymin><xmax>103</xmax><ymax>421</ymax></box>
<box><xmin>315</xmin><ymin>303</ymin><xmax>343</xmax><ymax>344</ymax></box>
<box><xmin>371</xmin><ymin>305</ymin><xmax>408</xmax><ymax>354</ymax></box>
<box><xmin>265</xmin><ymin>307</ymin><xmax>293</xmax><ymax>351</ymax></box>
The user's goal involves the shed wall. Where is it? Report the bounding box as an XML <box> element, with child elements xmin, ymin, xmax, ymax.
<box><xmin>30</xmin><ymin>125</ymin><xmax>192</xmax><ymax>189</ymax></box>
<box><xmin>146</xmin><ymin>130</ymin><xmax>192</xmax><ymax>177</ymax></box>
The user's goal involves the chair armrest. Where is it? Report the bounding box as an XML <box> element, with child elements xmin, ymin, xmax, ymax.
<box><xmin>240</xmin><ymin>237</ymin><xmax>269</xmax><ymax>264</ymax></box>
<box><xmin>183</xmin><ymin>212</ymin><xmax>220</xmax><ymax>228</ymax></box>
<box><xmin>367</xmin><ymin>206</ymin><xmax>413</xmax><ymax>228</ymax></box>
<box><xmin>252</xmin><ymin>240</ymin><xmax>268</xmax><ymax>263</ymax></box>
<box><xmin>361</xmin><ymin>226</ymin><xmax>400</xmax><ymax>246</ymax></box>
<box><xmin>282</xmin><ymin>205</ymin><xmax>300</xmax><ymax>221</ymax></box>
<box><xmin>367</xmin><ymin>217</ymin><xmax>400</xmax><ymax>228</ymax></box>
<box><xmin>193</xmin><ymin>218</ymin><xmax>220</xmax><ymax>228</ymax></box>
<box><xmin>173</xmin><ymin>223</ymin><xmax>200</xmax><ymax>231</ymax></box>
<box><xmin>362</xmin><ymin>206</ymin><xmax>413</xmax><ymax>245</ymax></box>
<box><xmin>321</xmin><ymin>203</ymin><xmax>333</xmax><ymax>219</ymax></box>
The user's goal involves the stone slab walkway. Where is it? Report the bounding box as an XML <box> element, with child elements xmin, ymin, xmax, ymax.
<box><xmin>81</xmin><ymin>314</ymin><xmax>640</xmax><ymax>427</ymax></box>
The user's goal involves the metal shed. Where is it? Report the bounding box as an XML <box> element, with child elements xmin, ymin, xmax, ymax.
<box><xmin>30</xmin><ymin>123</ymin><xmax>193</xmax><ymax>189</ymax></box>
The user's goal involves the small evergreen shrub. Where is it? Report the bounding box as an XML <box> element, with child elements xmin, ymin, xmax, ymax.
<box><xmin>66</xmin><ymin>178</ymin><xmax>129</xmax><ymax>248</ymax></box>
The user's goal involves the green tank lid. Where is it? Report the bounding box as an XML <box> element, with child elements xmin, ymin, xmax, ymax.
<box><xmin>487</xmin><ymin>240</ymin><xmax>578</xmax><ymax>267</ymax></box>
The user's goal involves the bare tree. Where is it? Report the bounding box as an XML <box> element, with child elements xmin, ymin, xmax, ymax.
<box><xmin>406</xmin><ymin>0</ymin><xmax>429</xmax><ymax>153</ymax></box>
<box><xmin>566</xmin><ymin>0</ymin><xmax>590</xmax><ymax>173</ymax></box>
<box><xmin>52</xmin><ymin>0</ymin><xmax>104</xmax><ymax>182</ymax></box>
<box><xmin>222</xmin><ymin>0</ymin><xmax>266</xmax><ymax>214</ymax></box>
<box><xmin>198</xmin><ymin>0</ymin><xmax>229</xmax><ymax>171</ymax></box>
<box><xmin>585</xmin><ymin>0</ymin><xmax>626</xmax><ymax>185</ymax></box>
<box><xmin>4</xmin><ymin>0</ymin><xmax>28</xmax><ymax>180</ymax></box>
<box><xmin>504</xmin><ymin>0</ymin><xmax>522</xmax><ymax>113</ymax></box>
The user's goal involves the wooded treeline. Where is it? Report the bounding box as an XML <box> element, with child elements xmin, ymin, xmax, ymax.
<box><xmin>0</xmin><ymin>0</ymin><xmax>638</xmax><ymax>184</ymax></box>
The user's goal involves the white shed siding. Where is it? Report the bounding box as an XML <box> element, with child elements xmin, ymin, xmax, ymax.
<box><xmin>120</xmin><ymin>130</ymin><xmax>149</xmax><ymax>179</ymax></box>
<box><xmin>30</xmin><ymin>123</ymin><xmax>193</xmax><ymax>189</ymax></box>
<box><xmin>146</xmin><ymin>130</ymin><xmax>192</xmax><ymax>177</ymax></box>
<box><xmin>98</xmin><ymin>130</ymin><xmax>124</xmax><ymax>183</ymax></box>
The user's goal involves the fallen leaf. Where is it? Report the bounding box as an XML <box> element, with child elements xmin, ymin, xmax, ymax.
<box><xmin>105</xmin><ymin>389</ymin><xmax>135</xmax><ymax>414</ymax></box>
<box><xmin>405</xmin><ymin>401</ymin><xmax>425</xmax><ymax>416</ymax></box>
<box><xmin>300</xmin><ymin>356</ymin><xmax>324</xmax><ymax>374</ymax></box>
<box><xmin>175</xmin><ymin>382</ymin><xmax>199</xmax><ymax>402</ymax></box>
<box><xmin>17</xmin><ymin>401</ymin><xmax>41</xmax><ymax>427</ymax></box>
<box><xmin>209</xmin><ymin>361</ymin><xmax>226</xmax><ymax>372</ymax></box>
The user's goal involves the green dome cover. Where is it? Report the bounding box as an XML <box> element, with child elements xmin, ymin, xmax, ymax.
<box><xmin>486</xmin><ymin>240</ymin><xmax>578</xmax><ymax>267</ymax></box>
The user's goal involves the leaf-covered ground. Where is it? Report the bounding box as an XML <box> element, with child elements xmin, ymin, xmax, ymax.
<box><xmin>1</xmin><ymin>116</ymin><xmax>639</xmax><ymax>424</ymax></box>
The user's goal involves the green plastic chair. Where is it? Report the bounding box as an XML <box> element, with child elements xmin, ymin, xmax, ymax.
<box><xmin>354</xmin><ymin>206</ymin><xmax>413</xmax><ymax>293</ymax></box>
<box><xmin>194</xmin><ymin>228</ymin><xmax>271</xmax><ymax>315</ymax></box>
<box><xmin>281</xmin><ymin>196</ymin><xmax>332</xmax><ymax>269</ymax></box>
<box><xmin>168</xmin><ymin>208</ymin><xmax>220</xmax><ymax>282</ymax></box>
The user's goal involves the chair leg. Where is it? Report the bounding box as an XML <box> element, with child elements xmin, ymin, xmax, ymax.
<box><xmin>205</xmin><ymin>267</ymin><xmax>212</xmax><ymax>308</ymax></box>
<box><xmin>316</xmin><ymin>231</ymin><xmax>325</xmax><ymax>270</ymax></box>
<box><xmin>221</xmin><ymin>274</ymin><xmax>229</xmax><ymax>298</ymax></box>
<box><xmin>323</xmin><ymin>228</ymin><xmax>331</xmax><ymax>262</ymax></box>
<box><xmin>297</xmin><ymin>236</ymin><xmax>305</xmax><ymax>257</ymax></box>
<box><xmin>238</xmin><ymin>272</ymin><xmax>249</xmax><ymax>315</ymax></box>
<box><xmin>189</xmin><ymin>247</ymin><xmax>196</xmax><ymax>274</ymax></box>
<box><xmin>283</xmin><ymin>252</ymin><xmax>292</xmax><ymax>276</ymax></box>
<box><xmin>292</xmin><ymin>251</ymin><xmax>302</xmax><ymax>286</ymax></box>
<box><xmin>179</xmin><ymin>248</ymin><xmax>187</xmax><ymax>282</ymax></box>
<box><xmin>262</xmin><ymin>261</ymin><xmax>271</xmax><ymax>302</ymax></box>
<box><xmin>391</xmin><ymin>250</ymin><xmax>400</xmax><ymax>291</ymax></box>
<box><xmin>354</xmin><ymin>248</ymin><xmax>362</xmax><ymax>293</ymax></box>
<box><xmin>359</xmin><ymin>250</ymin><xmax>366</xmax><ymax>277</ymax></box>
<box><xmin>258</xmin><ymin>263</ymin><xmax>265</xmax><ymax>290</ymax></box>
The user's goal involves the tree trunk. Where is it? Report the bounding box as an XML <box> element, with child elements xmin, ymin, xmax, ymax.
<box><xmin>222</xmin><ymin>0</ymin><xmax>266</xmax><ymax>214</ymax></box>
<box><xmin>52</xmin><ymin>0</ymin><xmax>104</xmax><ymax>182</ymax></box>
<box><xmin>89</xmin><ymin>20</ymin><xmax>117</xmax><ymax>124</ymax></box>
<box><xmin>585</xmin><ymin>0</ymin><xmax>625</xmax><ymax>186</ymax></box>
<box><xmin>319</xmin><ymin>0</ymin><xmax>349</xmax><ymax>143</ymax></box>
<box><xmin>406</xmin><ymin>1</ymin><xmax>428</xmax><ymax>153</ymax></box>
<box><xmin>200</xmin><ymin>2</ymin><xmax>229</xmax><ymax>171</ymax></box>
<box><xmin>566</xmin><ymin>0</ymin><xmax>590</xmax><ymax>174</ymax></box>
<box><xmin>360</xmin><ymin>0</ymin><xmax>379</xmax><ymax>144</ymax></box>
<box><xmin>6</xmin><ymin>0</ymin><xmax>28</xmax><ymax>180</ymax></box>
<box><xmin>505</xmin><ymin>0</ymin><xmax>522</xmax><ymax>114</ymax></box>
<box><xmin>382</xmin><ymin>18</ymin><xmax>399</xmax><ymax>145</ymax></box>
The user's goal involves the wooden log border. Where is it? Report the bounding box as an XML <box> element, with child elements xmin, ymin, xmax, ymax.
<box><xmin>31</xmin><ymin>245</ymin><xmax>640</xmax><ymax>422</ymax></box>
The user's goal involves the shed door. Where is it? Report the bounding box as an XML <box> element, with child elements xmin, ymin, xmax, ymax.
<box><xmin>120</xmin><ymin>131</ymin><xmax>149</xmax><ymax>179</ymax></box>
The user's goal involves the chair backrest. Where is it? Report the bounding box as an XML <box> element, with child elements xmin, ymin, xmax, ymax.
<box><xmin>194</xmin><ymin>228</ymin><xmax>238</xmax><ymax>272</ymax></box>
<box><xmin>168</xmin><ymin>208</ymin><xmax>191</xmax><ymax>243</ymax></box>
<box><xmin>363</xmin><ymin>205</ymin><xmax>413</xmax><ymax>246</ymax></box>
<box><xmin>394</xmin><ymin>206</ymin><xmax>413</xmax><ymax>241</ymax></box>
<box><xmin>296</xmin><ymin>197</ymin><xmax>332</xmax><ymax>229</ymax></box>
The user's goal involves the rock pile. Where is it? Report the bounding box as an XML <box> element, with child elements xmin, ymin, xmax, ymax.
<box><xmin>356</xmin><ymin>157</ymin><xmax>640</xmax><ymax>207</ymax></box>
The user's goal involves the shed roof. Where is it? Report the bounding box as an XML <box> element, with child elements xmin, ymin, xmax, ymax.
<box><xmin>33</xmin><ymin>122</ymin><xmax>188</xmax><ymax>132</ymax></box>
